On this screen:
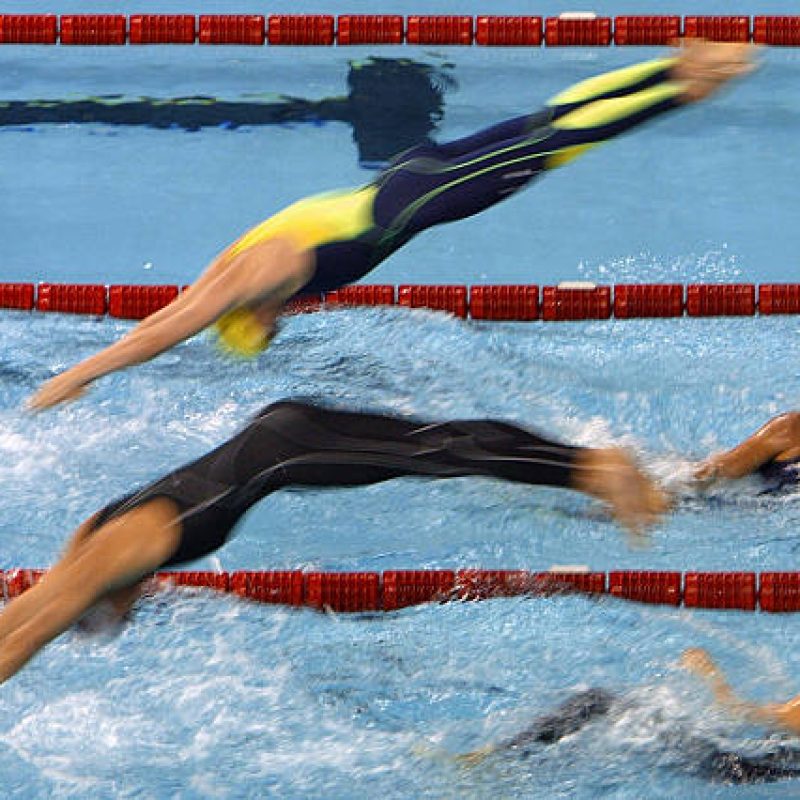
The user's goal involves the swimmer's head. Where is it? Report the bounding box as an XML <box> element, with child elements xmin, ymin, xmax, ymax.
<box><xmin>213</xmin><ymin>307</ymin><xmax>275</xmax><ymax>358</ymax></box>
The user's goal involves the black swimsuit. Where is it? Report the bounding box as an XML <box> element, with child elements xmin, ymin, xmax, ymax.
<box><xmin>757</xmin><ymin>456</ymin><xmax>800</xmax><ymax>492</ymax></box>
<box><xmin>90</xmin><ymin>400</ymin><xmax>580</xmax><ymax>568</ymax></box>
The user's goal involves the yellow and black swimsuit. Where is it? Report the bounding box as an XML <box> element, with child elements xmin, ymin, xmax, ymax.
<box><xmin>229</xmin><ymin>57</ymin><xmax>684</xmax><ymax>295</ymax></box>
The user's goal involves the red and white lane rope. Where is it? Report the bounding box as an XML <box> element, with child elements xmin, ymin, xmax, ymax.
<box><xmin>2</xmin><ymin>281</ymin><xmax>800</xmax><ymax>322</ymax></box>
<box><xmin>1</xmin><ymin>14</ymin><xmax>799</xmax><ymax>47</ymax></box>
<box><xmin>2</xmin><ymin>568</ymin><xmax>798</xmax><ymax>612</ymax></box>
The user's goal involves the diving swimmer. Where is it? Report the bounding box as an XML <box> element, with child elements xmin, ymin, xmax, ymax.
<box><xmin>0</xmin><ymin>399</ymin><xmax>667</xmax><ymax>683</ymax></box>
<box><xmin>29</xmin><ymin>40</ymin><xmax>755</xmax><ymax>411</ymax></box>
<box><xmin>694</xmin><ymin>412</ymin><xmax>800</xmax><ymax>491</ymax></box>
<box><xmin>456</xmin><ymin>684</ymin><xmax>800</xmax><ymax>784</ymax></box>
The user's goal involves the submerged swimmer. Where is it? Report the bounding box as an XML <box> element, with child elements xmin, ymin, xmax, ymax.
<box><xmin>694</xmin><ymin>412</ymin><xmax>800</xmax><ymax>492</ymax></box>
<box><xmin>29</xmin><ymin>41</ymin><xmax>755</xmax><ymax>410</ymax></box>
<box><xmin>457</xmin><ymin>674</ymin><xmax>800</xmax><ymax>785</ymax></box>
<box><xmin>0</xmin><ymin>399</ymin><xmax>667</xmax><ymax>684</ymax></box>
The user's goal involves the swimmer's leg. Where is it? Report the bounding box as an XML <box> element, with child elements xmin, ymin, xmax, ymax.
<box><xmin>699</xmin><ymin>748</ymin><xmax>800</xmax><ymax>784</ymax></box>
<box><xmin>0</xmin><ymin>498</ymin><xmax>181</xmax><ymax>683</ymax></box>
<box><xmin>374</xmin><ymin>60</ymin><xmax>692</xmax><ymax>238</ymax></box>
<box><xmin>392</xmin><ymin>57</ymin><xmax>678</xmax><ymax>167</ymax></box>
<box><xmin>457</xmin><ymin>688</ymin><xmax>614</xmax><ymax>766</ymax></box>
<box><xmin>503</xmin><ymin>688</ymin><xmax>615</xmax><ymax>749</ymax></box>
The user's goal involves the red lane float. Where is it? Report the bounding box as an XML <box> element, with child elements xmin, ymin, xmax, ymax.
<box><xmin>337</xmin><ymin>15</ymin><xmax>403</xmax><ymax>45</ymax></box>
<box><xmin>0</xmin><ymin>283</ymin><xmax>34</xmax><ymax>311</ymax></box>
<box><xmin>684</xmin><ymin>572</ymin><xmax>757</xmax><ymax>611</ymax></box>
<box><xmin>469</xmin><ymin>285</ymin><xmax>539</xmax><ymax>321</ymax></box>
<box><xmin>2</xmin><ymin>569</ymin><xmax>46</xmax><ymax>599</ymax></box>
<box><xmin>754</xmin><ymin>16</ymin><xmax>800</xmax><ymax>46</ymax></box>
<box><xmin>305</xmin><ymin>572</ymin><xmax>381</xmax><ymax>612</ymax></box>
<box><xmin>760</xmin><ymin>573</ymin><xmax>800</xmax><ymax>613</ymax></box>
<box><xmin>545</xmin><ymin>16</ymin><xmax>612</xmax><ymax>47</ymax></box>
<box><xmin>541</xmin><ymin>286</ymin><xmax>611</xmax><ymax>321</ymax></box>
<box><xmin>613</xmin><ymin>284</ymin><xmax>683</xmax><ymax>318</ymax></box>
<box><xmin>683</xmin><ymin>16</ymin><xmax>751</xmax><ymax>42</ymax></box>
<box><xmin>398</xmin><ymin>285</ymin><xmax>468</xmax><ymax>318</ymax></box>
<box><xmin>759</xmin><ymin>284</ymin><xmax>800</xmax><ymax>315</ymax></box>
<box><xmin>60</xmin><ymin>14</ymin><xmax>126</xmax><ymax>45</ymax></box>
<box><xmin>285</xmin><ymin>293</ymin><xmax>323</xmax><ymax>314</ymax></box>
<box><xmin>475</xmin><ymin>16</ymin><xmax>543</xmax><ymax>46</ymax></box>
<box><xmin>268</xmin><ymin>15</ymin><xmax>335</xmax><ymax>46</ymax></box>
<box><xmin>614</xmin><ymin>16</ymin><xmax>681</xmax><ymax>46</ymax></box>
<box><xmin>129</xmin><ymin>15</ymin><xmax>195</xmax><ymax>45</ymax></box>
<box><xmin>157</xmin><ymin>570</ymin><xmax>230</xmax><ymax>592</ymax></box>
<box><xmin>199</xmin><ymin>15</ymin><xmax>265</xmax><ymax>45</ymax></box>
<box><xmin>108</xmin><ymin>285</ymin><xmax>179</xmax><ymax>320</ymax></box>
<box><xmin>532</xmin><ymin>571</ymin><xmax>606</xmax><ymax>595</ymax></box>
<box><xmin>37</xmin><ymin>283</ymin><xmax>107</xmax><ymax>315</ymax></box>
<box><xmin>406</xmin><ymin>16</ymin><xmax>473</xmax><ymax>45</ymax></box>
<box><xmin>686</xmin><ymin>284</ymin><xmax>756</xmax><ymax>317</ymax></box>
<box><xmin>458</xmin><ymin>569</ymin><xmax>533</xmax><ymax>600</ymax></box>
<box><xmin>324</xmin><ymin>285</ymin><xmax>395</xmax><ymax>306</ymax></box>
<box><xmin>609</xmin><ymin>570</ymin><xmax>682</xmax><ymax>606</ymax></box>
<box><xmin>383</xmin><ymin>570</ymin><xmax>455</xmax><ymax>610</ymax></box>
<box><xmin>0</xmin><ymin>14</ymin><xmax>57</xmax><ymax>44</ymax></box>
<box><xmin>230</xmin><ymin>570</ymin><xmax>304</xmax><ymax>605</ymax></box>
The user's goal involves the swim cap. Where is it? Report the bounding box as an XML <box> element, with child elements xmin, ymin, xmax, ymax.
<box><xmin>213</xmin><ymin>307</ymin><xmax>273</xmax><ymax>358</ymax></box>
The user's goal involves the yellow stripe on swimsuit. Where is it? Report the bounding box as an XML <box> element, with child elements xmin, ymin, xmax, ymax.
<box><xmin>228</xmin><ymin>185</ymin><xmax>377</xmax><ymax>257</ymax></box>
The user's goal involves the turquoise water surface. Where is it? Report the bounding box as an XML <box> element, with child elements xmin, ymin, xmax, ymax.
<box><xmin>1</xmin><ymin>1</ymin><xmax>800</xmax><ymax>797</ymax></box>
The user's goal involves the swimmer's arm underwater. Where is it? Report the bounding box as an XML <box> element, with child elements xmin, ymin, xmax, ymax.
<box><xmin>28</xmin><ymin>237</ymin><xmax>313</xmax><ymax>410</ymax></box>
<box><xmin>681</xmin><ymin>648</ymin><xmax>800</xmax><ymax>735</ymax></box>
<box><xmin>694</xmin><ymin>413</ymin><xmax>800</xmax><ymax>483</ymax></box>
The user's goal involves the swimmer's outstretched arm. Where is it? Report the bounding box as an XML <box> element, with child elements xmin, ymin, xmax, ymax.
<box><xmin>694</xmin><ymin>413</ymin><xmax>800</xmax><ymax>483</ymax></box>
<box><xmin>0</xmin><ymin>498</ymin><xmax>181</xmax><ymax>684</ymax></box>
<box><xmin>28</xmin><ymin>237</ymin><xmax>313</xmax><ymax>410</ymax></box>
<box><xmin>681</xmin><ymin>648</ymin><xmax>800</xmax><ymax>735</ymax></box>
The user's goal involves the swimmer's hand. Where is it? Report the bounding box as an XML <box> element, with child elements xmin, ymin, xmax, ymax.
<box><xmin>573</xmin><ymin>448</ymin><xmax>672</xmax><ymax>541</ymax></box>
<box><xmin>680</xmin><ymin>647</ymin><xmax>720</xmax><ymax>680</ymax></box>
<box><xmin>28</xmin><ymin>370</ymin><xmax>90</xmax><ymax>411</ymax></box>
<box><xmin>673</xmin><ymin>39</ymin><xmax>758</xmax><ymax>103</ymax></box>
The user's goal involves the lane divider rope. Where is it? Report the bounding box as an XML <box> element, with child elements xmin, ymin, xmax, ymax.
<box><xmin>1</xmin><ymin>568</ymin><xmax>797</xmax><ymax>612</ymax></box>
<box><xmin>2</xmin><ymin>282</ymin><xmax>799</xmax><ymax>322</ymax></box>
<box><xmin>0</xmin><ymin>14</ymin><xmax>799</xmax><ymax>47</ymax></box>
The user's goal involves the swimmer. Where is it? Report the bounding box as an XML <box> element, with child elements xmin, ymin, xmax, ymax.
<box><xmin>694</xmin><ymin>412</ymin><xmax>800</xmax><ymax>491</ymax></box>
<box><xmin>681</xmin><ymin>647</ymin><xmax>800</xmax><ymax>736</ymax></box>
<box><xmin>0</xmin><ymin>399</ymin><xmax>667</xmax><ymax>684</ymax></box>
<box><xmin>457</xmin><ymin>681</ymin><xmax>800</xmax><ymax>784</ymax></box>
<box><xmin>29</xmin><ymin>40</ymin><xmax>755</xmax><ymax>410</ymax></box>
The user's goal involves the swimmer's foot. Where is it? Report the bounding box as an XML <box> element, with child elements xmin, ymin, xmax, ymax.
<box><xmin>692</xmin><ymin>456</ymin><xmax>725</xmax><ymax>489</ymax></box>
<box><xmin>672</xmin><ymin>39</ymin><xmax>757</xmax><ymax>103</ymax></box>
<box><xmin>573</xmin><ymin>448</ymin><xmax>671</xmax><ymax>539</ymax></box>
<box><xmin>454</xmin><ymin>745</ymin><xmax>495</xmax><ymax>768</ymax></box>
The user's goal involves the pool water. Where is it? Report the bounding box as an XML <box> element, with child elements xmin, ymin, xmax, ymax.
<box><xmin>2</xmin><ymin>1</ymin><xmax>800</xmax><ymax>796</ymax></box>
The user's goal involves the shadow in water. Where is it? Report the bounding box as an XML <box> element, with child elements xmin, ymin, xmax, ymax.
<box><xmin>0</xmin><ymin>56</ymin><xmax>456</xmax><ymax>167</ymax></box>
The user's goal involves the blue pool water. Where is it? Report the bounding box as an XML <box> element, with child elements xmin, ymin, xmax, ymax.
<box><xmin>2</xmin><ymin>1</ymin><xmax>800</xmax><ymax>796</ymax></box>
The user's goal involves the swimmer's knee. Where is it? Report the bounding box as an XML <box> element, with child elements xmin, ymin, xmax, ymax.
<box><xmin>75</xmin><ymin>502</ymin><xmax>181</xmax><ymax>589</ymax></box>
